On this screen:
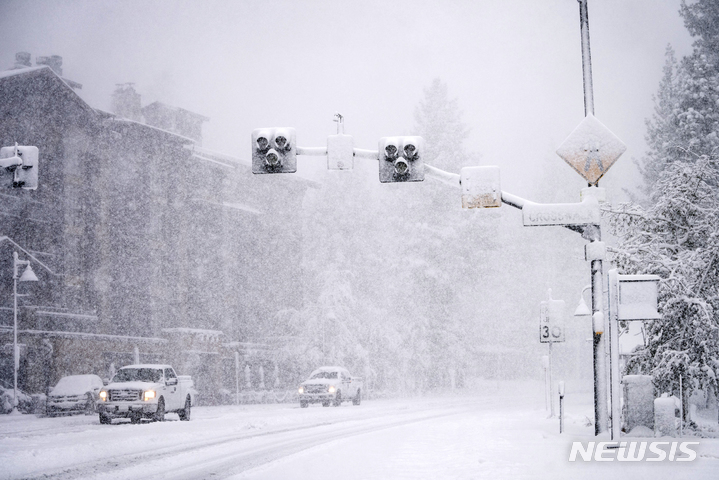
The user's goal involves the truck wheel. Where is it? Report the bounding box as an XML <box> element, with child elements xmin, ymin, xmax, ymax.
<box><xmin>99</xmin><ymin>413</ymin><xmax>111</xmax><ymax>425</ymax></box>
<box><xmin>84</xmin><ymin>393</ymin><xmax>96</xmax><ymax>415</ymax></box>
<box><xmin>300</xmin><ymin>401</ymin><xmax>308</xmax><ymax>408</ymax></box>
<box><xmin>333</xmin><ymin>391</ymin><xmax>342</xmax><ymax>407</ymax></box>
<box><xmin>178</xmin><ymin>396</ymin><xmax>191</xmax><ymax>421</ymax></box>
<box><xmin>153</xmin><ymin>397</ymin><xmax>165</xmax><ymax>422</ymax></box>
<box><xmin>353</xmin><ymin>390</ymin><xmax>361</xmax><ymax>406</ymax></box>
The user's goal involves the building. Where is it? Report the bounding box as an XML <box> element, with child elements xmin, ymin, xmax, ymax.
<box><xmin>142</xmin><ymin>101</ymin><xmax>208</xmax><ymax>145</ymax></box>
<box><xmin>0</xmin><ymin>59</ymin><xmax>313</xmax><ymax>401</ymax></box>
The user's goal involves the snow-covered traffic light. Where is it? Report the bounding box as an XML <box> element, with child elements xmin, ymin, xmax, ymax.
<box><xmin>0</xmin><ymin>145</ymin><xmax>38</xmax><ymax>190</ymax></box>
<box><xmin>378</xmin><ymin>136</ymin><xmax>424</xmax><ymax>183</ymax></box>
<box><xmin>252</xmin><ymin>128</ymin><xmax>297</xmax><ymax>174</ymax></box>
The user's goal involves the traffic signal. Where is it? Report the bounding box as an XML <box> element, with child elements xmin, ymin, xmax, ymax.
<box><xmin>378</xmin><ymin>136</ymin><xmax>424</xmax><ymax>183</ymax></box>
<box><xmin>0</xmin><ymin>145</ymin><xmax>38</xmax><ymax>190</ymax></box>
<box><xmin>252</xmin><ymin>128</ymin><xmax>297</xmax><ymax>174</ymax></box>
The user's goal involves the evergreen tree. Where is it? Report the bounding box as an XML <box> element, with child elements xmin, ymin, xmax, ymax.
<box><xmin>638</xmin><ymin>45</ymin><xmax>682</xmax><ymax>189</ymax></box>
<box><xmin>610</xmin><ymin>157</ymin><xmax>719</xmax><ymax>408</ymax></box>
<box><xmin>408</xmin><ymin>78</ymin><xmax>494</xmax><ymax>390</ymax></box>
<box><xmin>681</xmin><ymin>0</ymin><xmax>719</xmax><ymax>65</ymax></box>
<box><xmin>610</xmin><ymin>0</ymin><xmax>719</xmax><ymax>417</ymax></box>
<box><xmin>414</xmin><ymin>78</ymin><xmax>476</xmax><ymax>172</ymax></box>
<box><xmin>276</xmin><ymin>78</ymin><xmax>496</xmax><ymax>394</ymax></box>
<box><xmin>639</xmin><ymin>1</ymin><xmax>719</xmax><ymax>190</ymax></box>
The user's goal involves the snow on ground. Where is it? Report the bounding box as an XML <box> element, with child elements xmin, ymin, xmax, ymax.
<box><xmin>0</xmin><ymin>381</ymin><xmax>717</xmax><ymax>480</ymax></box>
<box><xmin>236</xmin><ymin>392</ymin><xmax>719</xmax><ymax>480</ymax></box>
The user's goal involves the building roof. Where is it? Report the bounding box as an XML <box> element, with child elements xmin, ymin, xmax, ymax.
<box><xmin>120</xmin><ymin>364</ymin><xmax>173</xmax><ymax>369</ymax></box>
<box><xmin>142</xmin><ymin>101</ymin><xmax>209</xmax><ymax>122</ymax></box>
<box><xmin>0</xmin><ymin>66</ymin><xmax>46</xmax><ymax>80</ymax></box>
<box><xmin>0</xmin><ymin>328</ymin><xmax>168</xmax><ymax>344</ymax></box>
<box><xmin>0</xmin><ymin>66</ymin><xmax>198</xmax><ymax>147</ymax></box>
<box><xmin>0</xmin><ymin>66</ymin><xmax>93</xmax><ymax>115</ymax></box>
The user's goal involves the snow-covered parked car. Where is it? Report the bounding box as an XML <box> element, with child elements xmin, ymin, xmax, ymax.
<box><xmin>46</xmin><ymin>374</ymin><xmax>104</xmax><ymax>416</ymax></box>
<box><xmin>298</xmin><ymin>366</ymin><xmax>362</xmax><ymax>408</ymax></box>
<box><xmin>97</xmin><ymin>364</ymin><xmax>195</xmax><ymax>424</ymax></box>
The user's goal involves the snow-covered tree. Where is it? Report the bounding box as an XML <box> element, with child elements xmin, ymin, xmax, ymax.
<box><xmin>638</xmin><ymin>1</ymin><xmax>719</xmax><ymax>191</ymax></box>
<box><xmin>610</xmin><ymin>157</ymin><xmax>719</xmax><ymax>407</ymax></box>
<box><xmin>275</xmin><ymin>78</ymin><xmax>497</xmax><ymax>394</ymax></box>
<box><xmin>407</xmin><ymin>78</ymin><xmax>497</xmax><ymax>390</ymax></box>
<box><xmin>610</xmin><ymin>0</ymin><xmax>719</xmax><ymax>416</ymax></box>
<box><xmin>414</xmin><ymin>78</ymin><xmax>476</xmax><ymax>172</ymax></box>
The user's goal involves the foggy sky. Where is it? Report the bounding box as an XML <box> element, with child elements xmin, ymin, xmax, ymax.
<box><xmin>0</xmin><ymin>0</ymin><xmax>693</xmax><ymax>198</ymax></box>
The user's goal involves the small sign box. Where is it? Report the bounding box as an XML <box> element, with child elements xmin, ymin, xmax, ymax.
<box><xmin>327</xmin><ymin>134</ymin><xmax>354</xmax><ymax>170</ymax></box>
<box><xmin>460</xmin><ymin>166</ymin><xmax>501</xmax><ymax>208</ymax></box>
<box><xmin>540</xmin><ymin>299</ymin><xmax>566</xmax><ymax>343</ymax></box>
<box><xmin>617</xmin><ymin>274</ymin><xmax>661</xmax><ymax>321</ymax></box>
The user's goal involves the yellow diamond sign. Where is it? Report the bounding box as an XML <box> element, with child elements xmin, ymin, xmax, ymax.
<box><xmin>556</xmin><ymin>114</ymin><xmax>627</xmax><ymax>185</ymax></box>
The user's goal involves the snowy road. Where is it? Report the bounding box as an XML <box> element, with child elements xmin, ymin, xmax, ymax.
<box><xmin>1</xmin><ymin>394</ymin><xmax>490</xmax><ymax>479</ymax></box>
<box><xmin>1</xmin><ymin>384</ymin><xmax>718</xmax><ymax>480</ymax></box>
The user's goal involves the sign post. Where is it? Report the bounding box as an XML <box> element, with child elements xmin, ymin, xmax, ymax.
<box><xmin>540</xmin><ymin>292</ymin><xmax>566</xmax><ymax>417</ymax></box>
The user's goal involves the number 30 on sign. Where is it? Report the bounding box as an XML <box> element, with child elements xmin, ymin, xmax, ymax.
<box><xmin>540</xmin><ymin>300</ymin><xmax>565</xmax><ymax>343</ymax></box>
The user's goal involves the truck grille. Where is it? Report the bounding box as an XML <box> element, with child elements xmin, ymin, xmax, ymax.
<box><xmin>109</xmin><ymin>389</ymin><xmax>141</xmax><ymax>401</ymax></box>
<box><xmin>304</xmin><ymin>384</ymin><xmax>327</xmax><ymax>394</ymax></box>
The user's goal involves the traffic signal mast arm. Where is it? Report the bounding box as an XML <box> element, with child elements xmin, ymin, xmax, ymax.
<box><xmin>258</xmin><ymin>132</ymin><xmax>599</xmax><ymax>239</ymax></box>
<box><xmin>294</xmin><ymin>144</ymin><xmax>595</xmax><ymax>236</ymax></box>
<box><xmin>420</xmin><ymin>162</ymin><xmax>599</xmax><ymax>239</ymax></box>
<box><xmin>294</xmin><ymin>146</ymin><xmax>379</xmax><ymax>159</ymax></box>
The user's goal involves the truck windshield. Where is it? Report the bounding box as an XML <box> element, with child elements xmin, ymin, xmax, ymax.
<box><xmin>112</xmin><ymin>368</ymin><xmax>162</xmax><ymax>383</ymax></box>
<box><xmin>310</xmin><ymin>371</ymin><xmax>337</xmax><ymax>379</ymax></box>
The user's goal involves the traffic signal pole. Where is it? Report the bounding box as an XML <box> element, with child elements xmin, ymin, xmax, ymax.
<box><xmin>578</xmin><ymin>0</ymin><xmax>609</xmax><ymax>436</ymax></box>
<box><xmin>578</xmin><ymin>0</ymin><xmax>595</xmax><ymax>117</ymax></box>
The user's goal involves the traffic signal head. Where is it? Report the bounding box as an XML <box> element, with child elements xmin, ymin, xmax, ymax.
<box><xmin>378</xmin><ymin>136</ymin><xmax>424</xmax><ymax>183</ymax></box>
<box><xmin>252</xmin><ymin>128</ymin><xmax>297</xmax><ymax>174</ymax></box>
<box><xmin>0</xmin><ymin>145</ymin><xmax>38</xmax><ymax>190</ymax></box>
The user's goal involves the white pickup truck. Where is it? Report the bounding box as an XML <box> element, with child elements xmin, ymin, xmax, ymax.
<box><xmin>97</xmin><ymin>364</ymin><xmax>196</xmax><ymax>424</ymax></box>
<box><xmin>298</xmin><ymin>366</ymin><xmax>362</xmax><ymax>408</ymax></box>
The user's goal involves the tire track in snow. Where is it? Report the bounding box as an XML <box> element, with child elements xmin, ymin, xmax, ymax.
<box><xmin>20</xmin><ymin>400</ymin><xmax>494</xmax><ymax>480</ymax></box>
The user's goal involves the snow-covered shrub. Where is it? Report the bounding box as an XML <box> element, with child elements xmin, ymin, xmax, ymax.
<box><xmin>0</xmin><ymin>386</ymin><xmax>34</xmax><ymax>414</ymax></box>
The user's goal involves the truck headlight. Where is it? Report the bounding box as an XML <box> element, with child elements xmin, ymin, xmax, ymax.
<box><xmin>298</xmin><ymin>386</ymin><xmax>304</xmax><ymax>394</ymax></box>
<box><xmin>328</xmin><ymin>385</ymin><xmax>336</xmax><ymax>393</ymax></box>
<box><xmin>99</xmin><ymin>391</ymin><xmax>108</xmax><ymax>401</ymax></box>
<box><xmin>143</xmin><ymin>390</ymin><xmax>156</xmax><ymax>401</ymax></box>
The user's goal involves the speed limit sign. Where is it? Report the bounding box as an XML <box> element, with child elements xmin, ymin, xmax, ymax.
<box><xmin>539</xmin><ymin>300</ymin><xmax>565</xmax><ymax>343</ymax></box>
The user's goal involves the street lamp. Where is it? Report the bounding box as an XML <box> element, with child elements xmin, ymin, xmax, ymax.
<box><xmin>574</xmin><ymin>285</ymin><xmax>592</xmax><ymax>317</ymax></box>
<box><xmin>12</xmin><ymin>251</ymin><xmax>38</xmax><ymax>414</ymax></box>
